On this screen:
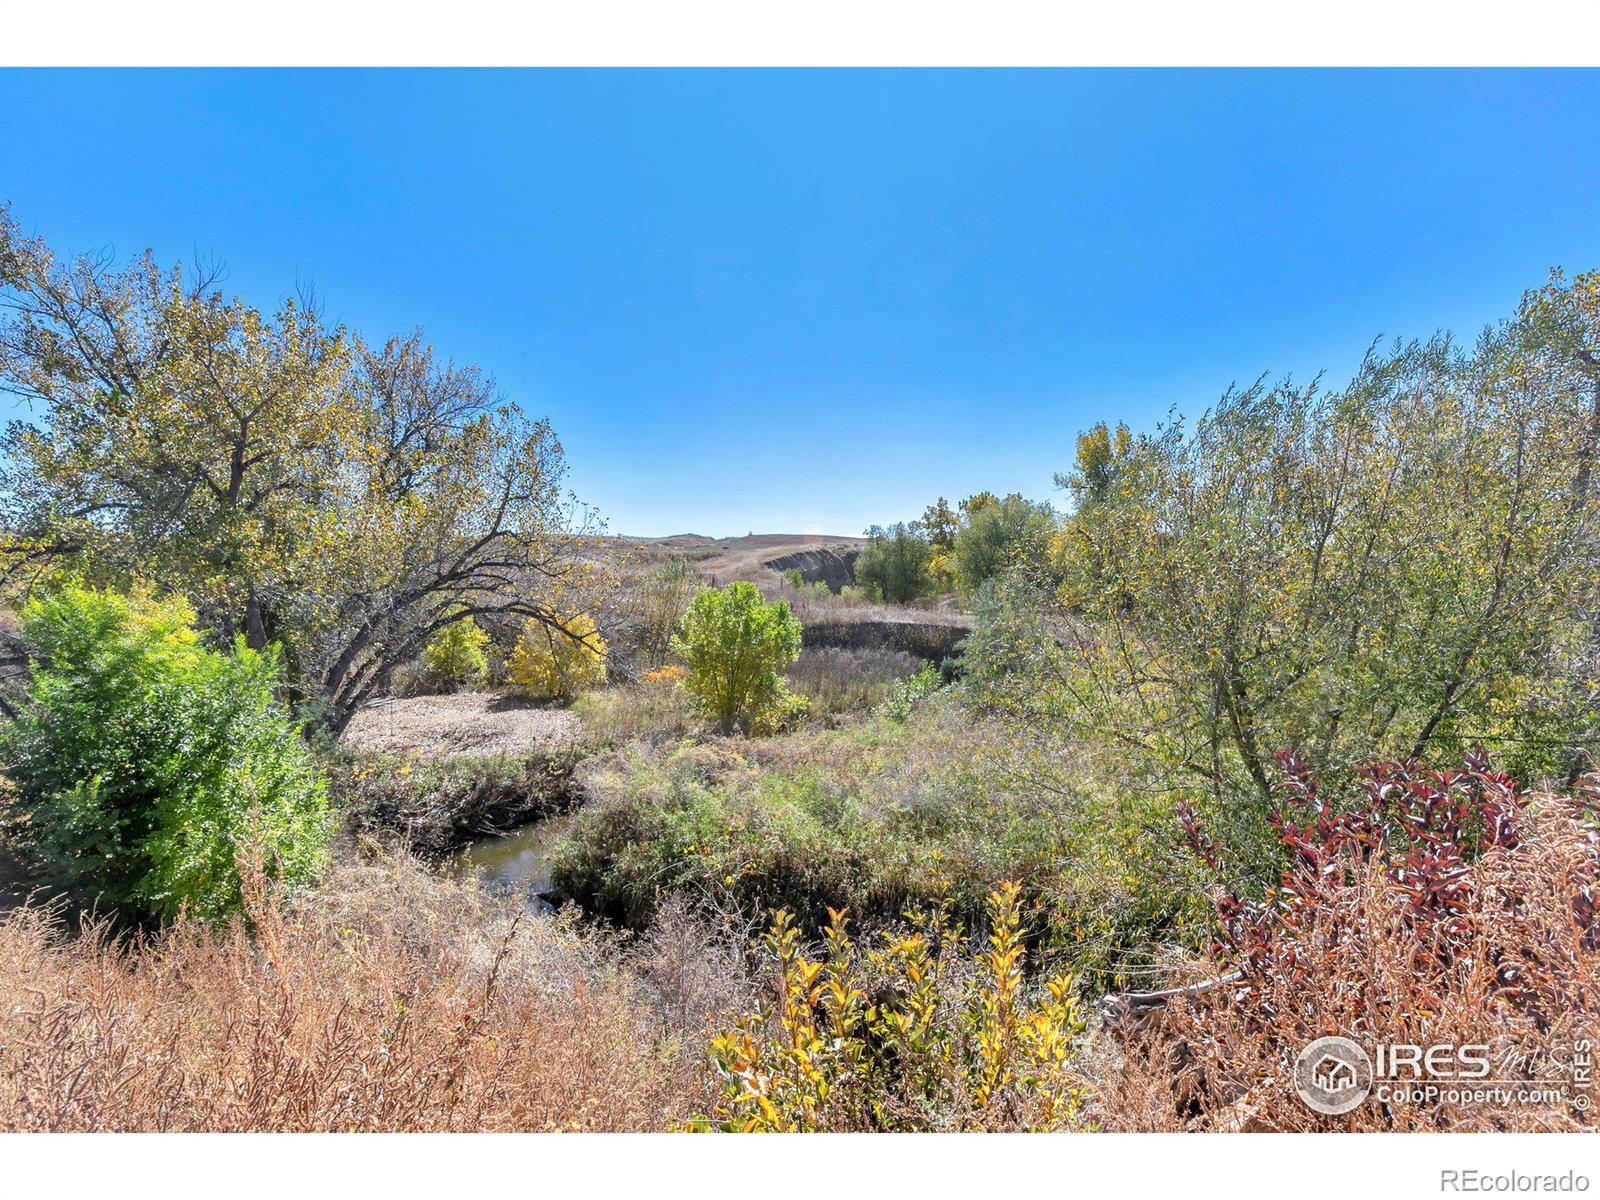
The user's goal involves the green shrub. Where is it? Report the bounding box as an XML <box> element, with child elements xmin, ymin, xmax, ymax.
<box><xmin>0</xmin><ymin>583</ymin><xmax>330</xmax><ymax>923</ymax></box>
<box><xmin>554</xmin><ymin>743</ymin><xmax>899</xmax><ymax>930</ymax></box>
<box><xmin>670</xmin><ymin>581</ymin><xmax>802</xmax><ymax>734</ymax></box>
<box><xmin>778</xmin><ymin>569</ymin><xmax>832</xmax><ymax>602</ymax></box>
<box><xmin>877</xmin><ymin>661</ymin><xmax>942</xmax><ymax>723</ymax></box>
<box><xmin>960</xmin><ymin>572</ymin><xmax>1071</xmax><ymax>699</ymax></box>
<box><xmin>749</xmin><ymin>688</ymin><xmax>811</xmax><ymax>736</ymax></box>
<box><xmin>421</xmin><ymin>613</ymin><xmax>489</xmax><ymax>687</ymax></box>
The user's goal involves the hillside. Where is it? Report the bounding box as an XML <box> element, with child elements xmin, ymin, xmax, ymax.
<box><xmin>613</xmin><ymin>532</ymin><xmax>867</xmax><ymax>590</ymax></box>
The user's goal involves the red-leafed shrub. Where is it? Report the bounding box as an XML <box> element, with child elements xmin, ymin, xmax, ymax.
<box><xmin>1101</xmin><ymin>753</ymin><xmax>1599</xmax><ymax>1131</ymax></box>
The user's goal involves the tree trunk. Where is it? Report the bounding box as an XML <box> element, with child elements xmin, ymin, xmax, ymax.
<box><xmin>244</xmin><ymin>586</ymin><xmax>269</xmax><ymax>651</ymax></box>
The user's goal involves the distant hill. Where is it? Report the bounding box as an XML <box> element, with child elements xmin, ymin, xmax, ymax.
<box><xmin>610</xmin><ymin>532</ymin><xmax>867</xmax><ymax>590</ymax></box>
<box><xmin>591</xmin><ymin>532</ymin><xmax>972</xmax><ymax>660</ymax></box>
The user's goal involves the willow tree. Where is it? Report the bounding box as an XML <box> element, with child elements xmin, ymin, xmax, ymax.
<box><xmin>0</xmin><ymin>206</ymin><xmax>595</xmax><ymax>732</ymax></box>
<box><xmin>973</xmin><ymin>272</ymin><xmax>1600</xmax><ymax>845</ymax></box>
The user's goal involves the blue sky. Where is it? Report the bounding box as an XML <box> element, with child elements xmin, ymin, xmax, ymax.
<box><xmin>1</xmin><ymin>69</ymin><xmax>1597</xmax><ymax>536</ymax></box>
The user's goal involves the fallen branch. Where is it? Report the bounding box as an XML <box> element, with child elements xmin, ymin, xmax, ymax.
<box><xmin>1096</xmin><ymin>971</ymin><xmax>1243</xmax><ymax>1022</ymax></box>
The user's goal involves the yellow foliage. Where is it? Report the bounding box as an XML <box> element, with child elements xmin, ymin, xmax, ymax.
<box><xmin>641</xmin><ymin>664</ymin><xmax>687</xmax><ymax>687</ymax></box>
<box><xmin>505</xmin><ymin>612</ymin><xmax>607</xmax><ymax>701</ymax></box>
<box><xmin>688</xmin><ymin>883</ymin><xmax>1086</xmax><ymax>1131</ymax></box>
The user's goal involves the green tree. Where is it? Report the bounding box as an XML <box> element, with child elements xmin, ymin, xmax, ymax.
<box><xmin>1057</xmin><ymin>421</ymin><xmax>1133</xmax><ymax>509</ymax></box>
<box><xmin>0</xmin><ymin>582</ymin><xmax>331</xmax><ymax>923</ymax></box>
<box><xmin>959</xmin><ymin>492</ymin><xmax>1001</xmax><ymax>521</ymax></box>
<box><xmin>671</xmin><ymin>581</ymin><xmax>803</xmax><ymax>734</ymax></box>
<box><xmin>920</xmin><ymin>498</ymin><xmax>961</xmax><ymax>592</ymax></box>
<box><xmin>856</xmin><ymin>522</ymin><xmax>935</xmax><ymax>604</ymax></box>
<box><xmin>421</xmin><ymin>613</ymin><xmax>490</xmax><ymax>687</ymax></box>
<box><xmin>921</xmin><ymin>497</ymin><xmax>960</xmax><ymax>550</ymax></box>
<box><xmin>951</xmin><ymin>494</ymin><xmax>1057</xmax><ymax>597</ymax></box>
<box><xmin>1049</xmin><ymin>422</ymin><xmax>1140</xmax><ymax>606</ymax></box>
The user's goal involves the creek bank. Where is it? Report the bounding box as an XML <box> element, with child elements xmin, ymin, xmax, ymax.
<box><xmin>801</xmin><ymin>615</ymin><xmax>972</xmax><ymax>661</ymax></box>
<box><xmin>335</xmin><ymin>747</ymin><xmax>587</xmax><ymax>855</ymax></box>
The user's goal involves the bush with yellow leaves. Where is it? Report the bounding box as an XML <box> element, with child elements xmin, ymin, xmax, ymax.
<box><xmin>420</xmin><ymin>612</ymin><xmax>489</xmax><ymax>687</ymax></box>
<box><xmin>505</xmin><ymin>612</ymin><xmax>607</xmax><ymax>701</ymax></box>
<box><xmin>689</xmin><ymin>882</ymin><xmax>1086</xmax><ymax>1132</ymax></box>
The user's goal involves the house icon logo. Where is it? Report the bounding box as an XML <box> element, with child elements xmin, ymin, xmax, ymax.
<box><xmin>1313</xmin><ymin>1055</ymin><xmax>1357</xmax><ymax>1093</ymax></box>
<box><xmin>1294</xmin><ymin>1036</ymin><xmax>1372</xmax><ymax>1115</ymax></box>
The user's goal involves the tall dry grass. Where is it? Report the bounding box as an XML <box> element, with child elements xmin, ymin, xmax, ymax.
<box><xmin>574</xmin><ymin>679</ymin><xmax>697</xmax><ymax>743</ymax></box>
<box><xmin>0</xmin><ymin>848</ymin><xmax>706</xmax><ymax>1131</ymax></box>
<box><xmin>785</xmin><ymin>646</ymin><xmax>925</xmax><ymax>717</ymax></box>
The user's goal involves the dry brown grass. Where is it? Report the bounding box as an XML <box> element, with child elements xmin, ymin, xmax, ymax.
<box><xmin>785</xmin><ymin>646</ymin><xmax>925</xmax><ymax>718</ymax></box>
<box><xmin>574</xmin><ymin>680</ymin><xmax>698</xmax><ymax>743</ymax></box>
<box><xmin>1094</xmin><ymin>794</ymin><xmax>1600</xmax><ymax>1132</ymax></box>
<box><xmin>340</xmin><ymin>691</ymin><xmax>582</xmax><ymax>760</ymax></box>
<box><xmin>0</xmin><ymin>848</ymin><xmax>704</xmax><ymax>1131</ymax></box>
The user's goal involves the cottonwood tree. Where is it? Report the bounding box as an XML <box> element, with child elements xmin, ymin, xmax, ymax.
<box><xmin>856</xmin><ymin>522</ymin><xmax>934</xmax><ymax>604</ymax></box>
<box><xmin>0</xmin><ymin>206</ymin><xmax>598</xmax><ymax>733</ymax></box>
<box><xmin>920</xmin><ymin>497</ymin><xmax>960</xmax><ymax>591</ymax></box>
<box><xmin>671</xmin><ymin>581</ymin><xmax>802</xmax><ymax>734</ymax></box>
<box><xmin>951</xmin><ymin>493</ymin><xmax>1057</xmax><ymax>597</ymax></box>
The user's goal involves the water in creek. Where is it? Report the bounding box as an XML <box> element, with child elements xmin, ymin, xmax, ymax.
<box><xmin>446</xmin><ymin>812</ymin><xmax>577</xmax><ymax>900</ymax></box>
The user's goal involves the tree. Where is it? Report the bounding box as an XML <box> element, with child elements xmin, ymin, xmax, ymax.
<box><xmin>671</xmin><ymin>581</ymin><xmax>802</xmax><ymax>734</ymax></box>
<box><xmin>0</xmin><ymin>206</ymin><xmax>593</xmax><ymax>733</ymax></box>
<box><xmin>1057</xmin><ymin>421</ymin><xmax>1133</xmax><ymax>509</ymax></box>
<box><xmin>921</xmin><ymin>497</ymin><xmax>960</xmax><ymax>550</ymax></box>
<box><xmin>951</xmin><ymin>494</ymin><xmax>1057</xmax><ymax>597</ymax></box>
<box><xmin>959</xmin><ymin>492</ymin><xmax>1001</xmax><ymax>521</ymax></box>
<box><xmin>973</xmin><ymin>274</ymin><xmax>1600</xmax><ymax>852</ymax></box>
<box><xmin>920</xmin><ymin>498</ymin><xmax>961</xmax><ymax>592</ymax></box>
<box><xmin>855</xmin><ymin>522</ymin><xmax>935</xmax><ymax>604</ymax></box>
<box><xmin>421</xmin><ymin>613</ymin><xmax>489</xmax><ymax>687</ymax></box>
<box><xmin>624</xmin><ymin>558</ymin><xmax>701</xmax><ymax>668</ymax></box>
<box><xmin>505</xmin><ymin>611</ymin><xmax>607</xmax><ymax>701</ymax></box>
<box><xmin>1050</xmin><ymin>422</ymin><xmax>1140</xmax><ymax>605</ymax></box>
<box><xmin>0</xmin><ymin>582</ymin><xmax>331</xmax><ymax>923</ymax></box>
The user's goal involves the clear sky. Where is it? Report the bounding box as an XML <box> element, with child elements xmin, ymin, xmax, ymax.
<box><xmin>1</xmin><ymin>69</ymin><xmax>1597</xmax><ymax>536</ymax></box>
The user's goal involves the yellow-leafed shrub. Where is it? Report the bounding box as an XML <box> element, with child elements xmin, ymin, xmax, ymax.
<box><xmin>421</xmin><ymin>613</ymin><xmax>489</xmax><ymax>686</ymax></box>
<box><xmin>688</xmin><ymin>882</ymin><xmax>1086</xmax><ymax>1132</ymax></box>
<box><xmin>506</xmin><ymin>613</ymin><xmax>607</xmax><ymax>701</ymax></box>
<box><xmin>641</xmin><ymin>664</ymin><xmax>687</xmax><ymax>687</ymax></box>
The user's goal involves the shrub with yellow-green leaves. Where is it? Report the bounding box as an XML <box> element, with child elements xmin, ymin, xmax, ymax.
<box><xmin>505</xmin><ymin>612</ymin><xmax>607</xmax><ymax>701</ymax></box>
<box><xmin>689</xmin><ymin>882</ymin><xmax>1087</xmax><ymax>1132</ymax></box>
<box><xmin>0</xmin><ymin>582</ymin><xmax>330</xmax><ymax>925</ymax></box>
<box><xmin>420</xmin><ymin>613</ymin><xmax>489</xmax><ymax>687</ymax></box>
<box><xmin>671</xmin><ymin>581</ymin><xmax>802</xmax><ymax>735</ymax></box>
